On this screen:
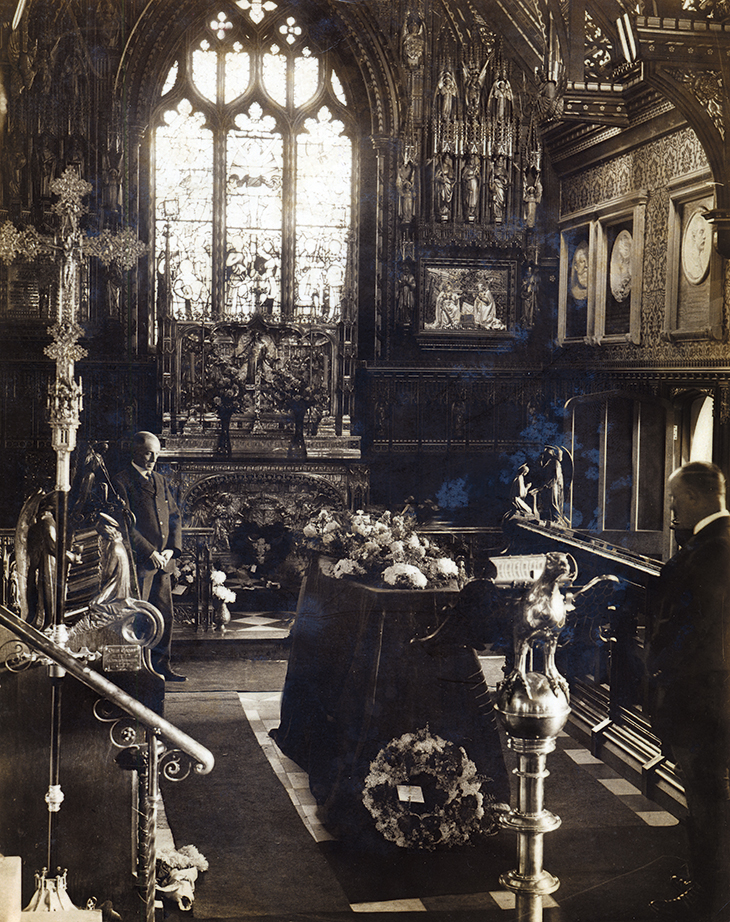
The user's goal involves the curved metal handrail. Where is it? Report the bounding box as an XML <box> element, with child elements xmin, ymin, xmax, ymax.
<box><xmin>0</xmin><ymin>603</ymin><xmax>214</xmax><ymax>776</ymax></box>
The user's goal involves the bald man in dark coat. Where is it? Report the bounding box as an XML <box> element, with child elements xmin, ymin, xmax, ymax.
<box><xmin>646</xmin><ymin>461</ymin><xmax>730</xmax><ymax>921</ymax></box>
<box><xmin>113</xmin><ymin>431</ymin><xmax>185</xmax><ymax>681</ymax></box>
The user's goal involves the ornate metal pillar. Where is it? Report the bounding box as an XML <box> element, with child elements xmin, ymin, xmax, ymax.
<box><xmin>496</xmin><ymin>674</ymin><xmax>569</xmax><ymax>922</ymax></box>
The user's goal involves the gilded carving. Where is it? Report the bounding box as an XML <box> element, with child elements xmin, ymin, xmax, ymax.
<box><xmin>666</xmin><ymin>68</ymin><xmax>724</xmax><ymax>140</ymax></box>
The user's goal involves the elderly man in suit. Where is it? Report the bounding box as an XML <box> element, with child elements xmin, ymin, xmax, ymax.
<box><xmin>646</xmin><ymin>461</ymin><xmax>730</xmax><ymax>921</ymax></box>
<box><xmin>114</xmin><ymin>431</ymin><xmax>186</xmax><ymax>682</ymax></box>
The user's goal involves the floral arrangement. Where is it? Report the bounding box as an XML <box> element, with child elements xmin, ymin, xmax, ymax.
<box><xmin>301</xmin><ymin>507</ymin><xmax>462</xmax><ymax>589</ymax></box>
<box><xmin>362</xmin><ymin>728</ymin><xmax>495</xmax><ymax>849</ymax></box>
<box><xmin>157</xmin><ymin>844</ymin><xmax>208</xmax><ymax>873</ymax></box>
<box><xmin>172</xmin><ymin>558</ymin><xmax>196</xmax><ymax>595</ymax></box>
<box><xmin>263</xmin><ymin>351</ymin><xmax>329</xmax><ymax>416</ymax></box>
<box><xmin>211</xmin><ymin>568</ymin><xmax>236</xmax><ymax>606</ymax></box>
<box><xmin>156</xmin><ymin>844</ymin><xmax>209</xmax><ymax>912</ymax></box>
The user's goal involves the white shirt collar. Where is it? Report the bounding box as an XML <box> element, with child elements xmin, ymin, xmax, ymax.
<box><xmin>694</xmin><ymin>510</ymin><xmax>730</xmax><ymax>535</ymax></box>
<box><xmin>132</xmin><ymin>462</ymin><xmax>153</xmax><ymax>479</ymax></box>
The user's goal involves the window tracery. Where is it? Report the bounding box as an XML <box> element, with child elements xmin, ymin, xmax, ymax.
<box><xmin>153</xmin><ymin>5</ymin><xmax>354</xmax><ymax>324</ymax></box>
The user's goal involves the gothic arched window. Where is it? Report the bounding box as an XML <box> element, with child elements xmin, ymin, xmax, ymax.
<box><xmin>153</xmin><ymin>3</ymin><xmax>355</xmax><ymax>323</ymax></box>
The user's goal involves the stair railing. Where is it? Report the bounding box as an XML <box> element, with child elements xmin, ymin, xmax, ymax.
<box><xmin>0</xmin><ymin>603</ymin><xmax>214</xmax><ymax>921</ymax></box>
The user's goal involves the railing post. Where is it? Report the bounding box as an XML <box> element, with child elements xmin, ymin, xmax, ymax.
<box><xmin>137</xmin><ymin>732</ymin><xmax>159</xmax><ymax>922</ymax></box>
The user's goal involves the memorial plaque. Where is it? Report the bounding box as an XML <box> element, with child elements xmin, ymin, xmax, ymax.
<box><xmin>102</xmin><ymin>645</ymin><xmax>142</xmax><ymax>672</ymax></box>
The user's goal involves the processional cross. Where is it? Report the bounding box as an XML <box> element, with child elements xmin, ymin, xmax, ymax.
<box><xmin>0</xmin><ymin>168</ymin><xmax>146</xmax><ymax>624</ymax></box>
<box><xmin>0</xmin><ymin>168</ymin><xmax>147</xmax><ymax>909</ymax></box>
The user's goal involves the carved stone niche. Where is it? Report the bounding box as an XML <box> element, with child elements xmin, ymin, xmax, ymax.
<box><xmin>160</xmin><ymin>459</ymin><xmax>370</xmax><ymax>611</ymax></box>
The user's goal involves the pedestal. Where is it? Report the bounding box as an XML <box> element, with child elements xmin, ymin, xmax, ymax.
<box><xmin>496</xmin><ymin>673</ymin><xmax>570</xmax><ymax>922</ymax></box>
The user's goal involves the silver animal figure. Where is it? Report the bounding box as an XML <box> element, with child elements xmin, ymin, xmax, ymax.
<box><xmin>508</xmin><ymin>552</ymin><xmax>577</xmax><ymax>699</ymax></box>
<box><xmin>503</xmin><ymin>552</ymin><xmax>620</xmax><ymax>699</ymax></box>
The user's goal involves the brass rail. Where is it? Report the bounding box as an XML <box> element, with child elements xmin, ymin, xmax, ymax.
<box><xmin>0</xmin><ymin>602</ymin><xmax>214</xmax><ymax>775</ymax></box>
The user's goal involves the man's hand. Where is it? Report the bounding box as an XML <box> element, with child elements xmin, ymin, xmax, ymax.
<box><xmin>150</xmin><ymin>549</ymin><xmax>174</xmax><ymax>570</ymax></box>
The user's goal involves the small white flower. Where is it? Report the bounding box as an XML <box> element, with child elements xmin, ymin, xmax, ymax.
<box><xmin>436</xmin><ymin>557</ymin><xmax>459</xmax><ymax>577</ymax></box>
<box><xmin>333</xmin><ymin>558</ymin><xmax>365</xmax><ymax>579</ymax></box>
<box><xmin>389</xmin><ymin>540</ymin><xmax>405</xmax><ymax>560</ymax></box>
<box><xmin>382</xmin><ymin>563</ymin><xmax>427</xmax><ymax>589</ymax></box>
<box><xmin>210</xmin><ymin>569</ymin><xmax>227</xmax><ymax>586</ymax></box>
<box><xmin>360</xmin><ymin>540</ymin><xmax>381</xmax><ymax>558</ymax></box>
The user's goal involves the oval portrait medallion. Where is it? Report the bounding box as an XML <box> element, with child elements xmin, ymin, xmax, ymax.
<box><xmin>609</xmin><ymin>229</ymin><xmax>633</xmax><ymax>302</ymax></box>
<box><xmin>682</xmin><ymin>210</ymin><xmax>711</xmax><ymax>286</ymax></box>
<box><xmin>569</xmin><ymin>241</ymin><xmax>589</xmax><ymax>301</ymax></box>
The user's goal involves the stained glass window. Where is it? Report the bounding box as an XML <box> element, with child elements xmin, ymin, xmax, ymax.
<box><xmin>153</xmin><ymin>7</ymin><xmax>354</xmax><ymax>323</ymax></box>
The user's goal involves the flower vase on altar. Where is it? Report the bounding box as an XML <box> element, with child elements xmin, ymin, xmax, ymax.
<box><xmin>214</xmin><ymin>600</ymin><xmax>232</xmax><ymax>633</ymax></box>
<box><xmin>211</xmin><ymin>569</ymin><xmax>236</xmax><ymax>632</ymax></box>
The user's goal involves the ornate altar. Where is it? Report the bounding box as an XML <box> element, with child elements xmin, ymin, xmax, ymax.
<box><xmin>158</xmin><ymin>312</ymin><xmax>359</xmax><ymax>460</ymax></box>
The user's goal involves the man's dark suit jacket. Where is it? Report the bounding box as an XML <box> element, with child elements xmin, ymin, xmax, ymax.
<box><xmin>646</xmin><ymin>514</ymin><xmax>730</xmax><ymax>746</ymax></box>
<box><xmin>113</xmin><ymin>467</ymin><xmax>182</xmax><ymax>601</ymax></box>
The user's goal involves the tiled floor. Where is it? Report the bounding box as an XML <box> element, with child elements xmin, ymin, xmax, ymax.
<box><xmin>175</xmin><ymin>610</ymin><xmax>296</xmax><ymax>642</ymax></box>
<box><xmin>559</xmin><ymin>747</ymin><xmax>679</xmax><ymax>828</ymax></box>
<box><xmin>236</xmin><ymin>688</ymin><xmax>560</xmax><ymax>914</ymax></box>
<box><xmin>163</xmin><ymin>620</ymin><xmax>685</xmax><ymax>920</ymax></box>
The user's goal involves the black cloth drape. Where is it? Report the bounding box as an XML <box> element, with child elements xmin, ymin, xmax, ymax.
<box><xmin>272</xmin><ymin>558</ymin><xmax>510</xmax><ymax>844</ymax></box>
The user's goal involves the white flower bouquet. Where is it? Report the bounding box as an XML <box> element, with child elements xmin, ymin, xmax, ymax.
<box><xmin>300</xmin><ymin>508</ymin><xmax>462</xmax><ymax>589</ymax></box>
<box><xmin>211</xmin><ymin>568</ymin><xmax>236</xmax><ymax>605</ymax></box>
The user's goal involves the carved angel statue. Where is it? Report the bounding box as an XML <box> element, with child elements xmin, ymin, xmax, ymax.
<box><xmin>66</xmin><ymin>513</ymin><xmax>165</xmax><ymax>651</ymax></box>
<box><xmin>504</xmin><ymin>445</ymin><xmax>572</xmax><ymax>525</ymax></box>
<box><xmin>14</xmin><ymin>490</ymin><xmax>83</xmax><ymax>630</ymax></box>
<box><xmin>536</xmin><ymin>445</ymin><xmax>572</xmax><ymax>526</ymax></box>
<box><xmin>8</xmin><ymin>20</ymin><xmax>38</xmax><ymax>99</ymax></box>
<box><xmin>15</xmin><ymin>490</ymin><xmax>58</xmax><ymax>629</ymax></box>
<box><xmin>463</xmin><ymin>59</ymin><xmax>489</xmax><ymax>120</ymax></box>
<box><xmin>533</xmin><ymin>67</ymin><xmax>566</xmax><ymax>125</ymax></box>
<box><xmin>402</xmin><ymin>15</ymin><xmax>425</xmax><ymax>69</ymax></box>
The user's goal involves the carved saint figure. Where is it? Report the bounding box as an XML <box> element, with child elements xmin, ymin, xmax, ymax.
<box><xmin>397</xmin><ymin>267</ymin><xmax>416</xmax><ymax>325</ymax></box>
<box><xmin>396</xmin><ymin>155</ymin><xmax>416</xmax><ymax>224</ymax></box>
<box><xmin>435</xmin><ymin>69</ymin><xmax>458</xmax><ymax>121</ymax></box>
<box><xmin>94</xmin><ymin>513</ymin><xmax>133</xmax><ymax>605</ymax></box>
<box><xmin>472</xmin><ymin>281</ymin><xmax>502</xmax><ymax>329</ymax></box>
<box><xmin>490</xmin><ymin>154</ymin><xmax>508</xmax><ymax>224</ymax></box>
<box><xmin>508</xmin><ymin>463</ymin><xmax>537</xmax><ymax>519</ymax></box>
<box><xmin>461</xmin><ymin>155</ymin><xmax>481</xmax><ymax>223</ymax></box>
<box><xmin>521</xmin><ymin>262</ymin><xmax>538</xmax><ymax>327</ymax></box>
<box><xmin>434</xmin><ymin>153</ymin><xmax>455</xmax><ymax>222</ymax></box>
